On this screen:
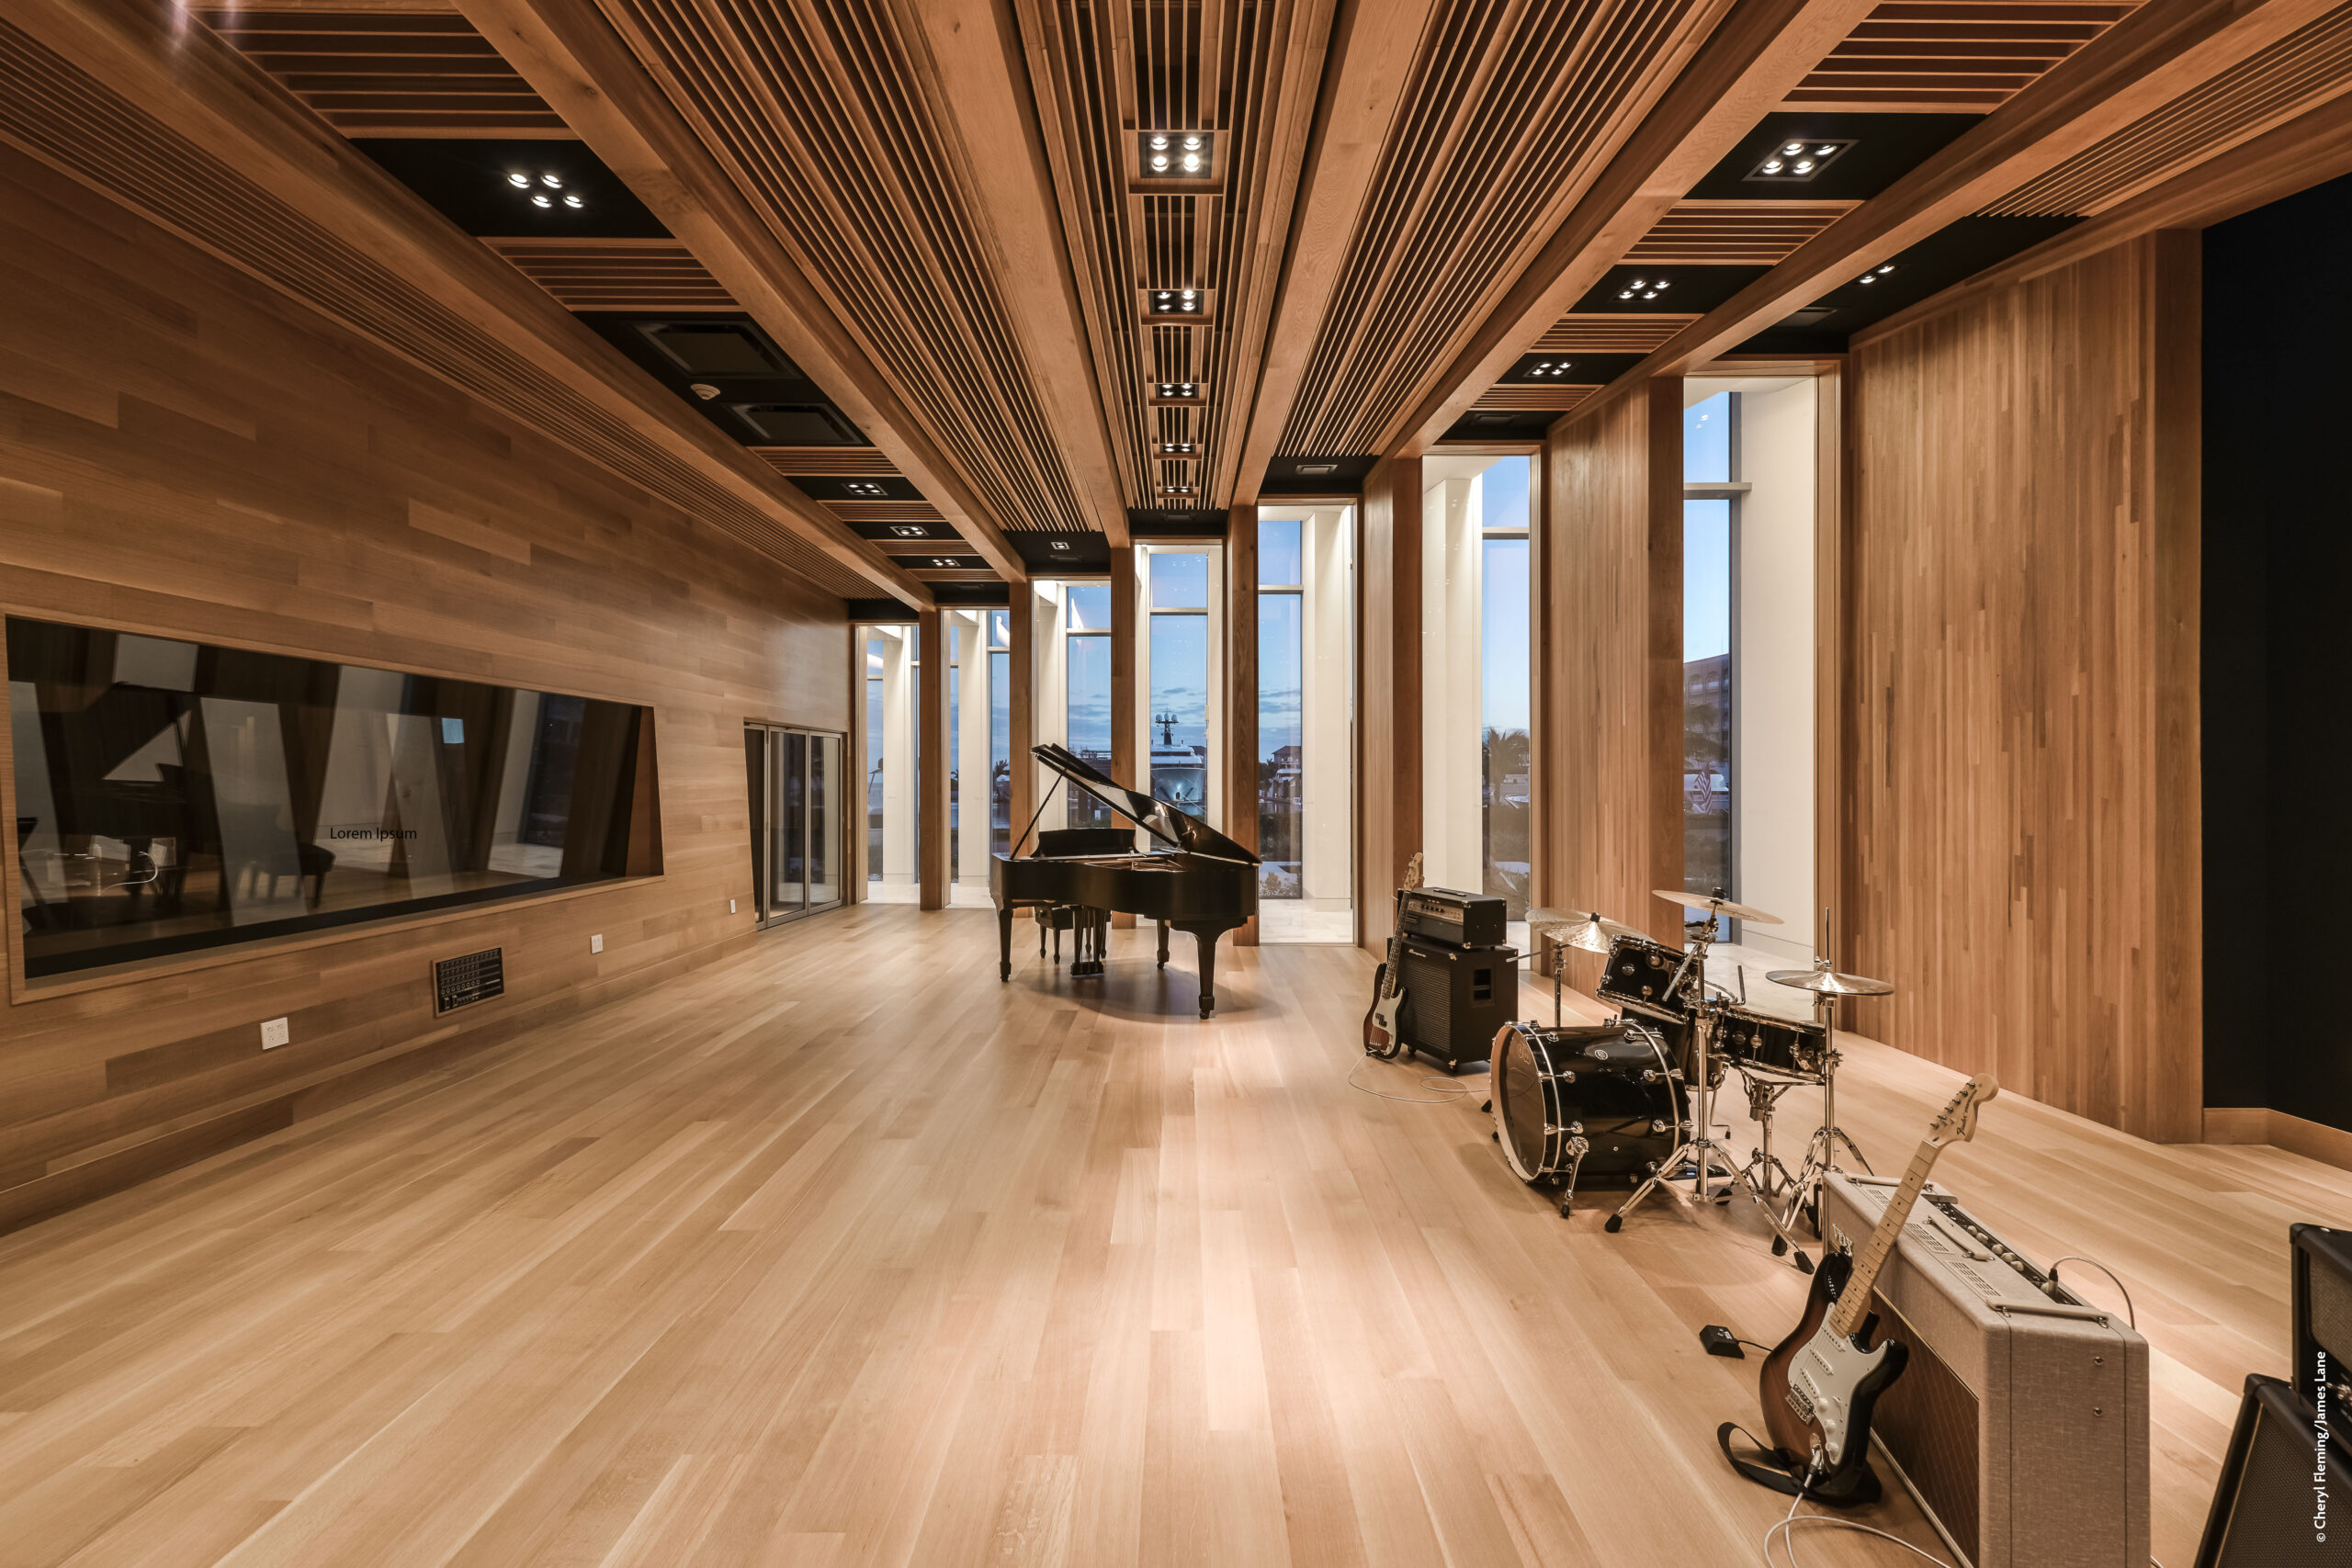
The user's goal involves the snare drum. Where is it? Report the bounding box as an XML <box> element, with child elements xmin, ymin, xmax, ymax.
<box><xmin>1595</xmin><ymin>933</ymin><xmax>1695</xmax><ymax>1023</ymax></box>
<box><xmin>1713</xmin><ymin>1006</ymin><xmax>1826</xmax><ymax>1080</ymax></box>
<box><xmin>1491</xmin><ymin>1019</ymin><xmax>1682</xmax><ymax>1186</ymax></box>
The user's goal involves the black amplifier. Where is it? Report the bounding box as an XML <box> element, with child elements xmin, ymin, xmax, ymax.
<box><xmin>1396</xmin><ymin>933</ymin><xmax>1519</xmax><ymax>1071</ymax></box>
<box><xmin>1398</xmin><ymin>886</ymin><xmax>1509</xmax><ymax>949</ymax></box>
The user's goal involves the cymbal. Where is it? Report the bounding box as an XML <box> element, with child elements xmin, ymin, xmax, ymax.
<box><xmin>1526</xmin><ymin>908</ymin><xmax>1634</xmax><ymax>955</ymax></box>
<box><xmin>1765</xmin><ymin>964</ymin><xmax>1894</xmax><ymax>998</ymax></box>
<box><xmin>1651</xmin><ymin>888</ymin><xmax>1783</xmax><ymax>926</ymax></box>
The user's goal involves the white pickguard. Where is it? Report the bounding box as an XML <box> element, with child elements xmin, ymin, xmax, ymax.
<box><xmin>1369</xmin><ymin>991</ymin><xmax>1403</xmax><ymax>1048</ymax></box>
<box><xmin>1784</xmin><ymin>1325</ymin><xmax>1894</xmax><ymax>1466</ymax></box>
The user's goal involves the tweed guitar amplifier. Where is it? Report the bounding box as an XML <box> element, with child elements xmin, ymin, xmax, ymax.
<box><xmin>1819</xmin><ymin>1174</ymin><xmax>2150</xmax><ymax>1568</ymax></box>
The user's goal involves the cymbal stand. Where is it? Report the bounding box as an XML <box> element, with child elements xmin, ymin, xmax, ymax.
<box><xmin>1603</xmin><ymin>915</ymin><xmax>1810</xmax><ymax>1267</ymax></box>
<box><xmin>1776</xmin><ymin>965</ymin><xmax>1875</xmax><ymax>1235</ymax></box>
<box><xmin>1736</xmin><ymin>1071</ymin><xmax>1809</xmax><ymax>1206</ymax></box>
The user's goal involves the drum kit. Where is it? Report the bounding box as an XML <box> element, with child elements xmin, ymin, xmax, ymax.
<box><xmin>1504</xmin><ymin>891</ymin><xmax>1894</xmax><ymax>1260</ymax></box>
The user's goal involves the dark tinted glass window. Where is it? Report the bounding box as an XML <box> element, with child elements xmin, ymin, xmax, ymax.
<box><xmin>8</xmin><ymin>618</ymin><xmax>657</xmax><ymax>978</ymax></box>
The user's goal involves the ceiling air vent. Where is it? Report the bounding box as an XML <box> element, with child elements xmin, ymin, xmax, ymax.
<box><xmin>735</xmin><ymin>403</ymin><xmax>863</xmax><ymax>444</ymax></box>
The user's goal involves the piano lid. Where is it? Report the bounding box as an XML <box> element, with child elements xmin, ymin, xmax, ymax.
<box><xmin>1031</xmin><ymin>743</ymin><xmax>1260</xmax><ymax>864</ymax></box>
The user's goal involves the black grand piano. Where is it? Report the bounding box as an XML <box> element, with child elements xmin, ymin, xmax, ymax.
<box><xmin>990</xmin><ymin>743</ymin><xmax>1258</xmax><ymax>1017</ymax></box>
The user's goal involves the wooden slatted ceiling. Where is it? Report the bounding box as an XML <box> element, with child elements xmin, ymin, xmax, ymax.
<box><xmin>1982</xmin><ymin>0</ymin><xmax>2352</xmax><ymax>214</ymax></box>
<box><xmin>484</xmin><ymin>239</ymin><xmax>738</xmax><ymax>310</ymax></box>
<box><xmin>194</xmin><ymin>8</ymin><xmax>569</xmax><ymax>135</ymax></box>
<box><xmin>1276</xmin><ymin>0</ymin><xmax>1728</xmax><ymax>458</ymax></box>
<box><xmin>1017</xmin><ymin>0</ymin><xmax>1326</xmax><ymax>510</ymax></box>
<box><xmin>1473</xmin><ymin>384</ymin><xmax>1601</xmax><ymax>411</ymax></box>
<box><xmin>1624</xmin><ymin>200</ymin><xmax>1858</xmax><ymax>263</ymax></box>
<box><xmin>752</xmin><ymin>447</ymin><xmax>901</xmax><ymax>477</ymax></box>
<box><xmin>601</xmin><ymin>0</ymin><xmax>1091</xmax><ymax>536</ymax></box>
<box><xmin>1786</xmin><ymin>0</ymin><xmax>2145</xmax><ymax>110</ymax></box>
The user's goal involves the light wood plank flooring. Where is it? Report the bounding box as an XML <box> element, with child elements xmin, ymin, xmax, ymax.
<box><xmin>0</xmin><ymin>905</ymin><xmax>2341</xmax><ymax>1566</ymax></box>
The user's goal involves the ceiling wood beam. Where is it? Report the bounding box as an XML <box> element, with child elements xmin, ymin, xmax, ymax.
<box><xmin>2</xmin><ymin>0</ymin><xmax>933</xmax><ymax>608</ymax></box>
<box><xmin>463</xmin><ymin>0</ymin><xmax>1033</xmax><ymax>581</ymax></box>
<box><xmin>1391</xmin><ymin>0</ymin><xmax>1884</xmax><ymax>457</ymax></box>
<box><xmin>1559</xmin><ymin>0</ymin><xmax>2345</xmax><ymax>423</ymax></box>
<box><xmin>894</xmin><ymin>0</ymin><xmax>1130</xmax><ymax>544</ymax></box>
<box><xmin>1228</xmin><ymin>0</ymin><xmax>1445</xmax><ymax>503</ymax></box>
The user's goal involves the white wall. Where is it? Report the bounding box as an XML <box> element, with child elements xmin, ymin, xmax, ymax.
<box><xmin>1300</xmin><ymin>508</ymin><xmax>1353</xmax><ymax>911</ymax></box>
<box><xmin>954</xmin><ymin>609</ymin><xmax>990</xmax><ymax>886</ymax></box>
<box><xmin>1420</xmin><ymin>465</ymin><xmax>1485</xmax><ymax>894</ymax></box>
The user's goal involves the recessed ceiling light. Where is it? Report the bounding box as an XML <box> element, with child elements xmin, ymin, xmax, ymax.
<box><xmin>531</xmin><ymin>194</ymin><xmax>551</xmax><ymax>209</ymax></box>
<box><xmin>1159</xmin><ymin>441</ymin><xmax>1198</xmax><ymax>454</ymax></box>
<box><xmin>507</xmin><ymin>173</ymin><xmax>530</xmax><ymax>187</ymax></box>
<box><xmin>541</xmin><ymin>175</ymin><xmax>561</xmax><ymax>188</ymax></box>
<box><xmin>1148</xmin><ymin>289</ymin><xmax>1204</xmax><ymax>316</ymax></box>
<box><xmin>1295</xmin><ymin>462</ymin><xmax>1340</xmax><ymax>476</ymax></box>
<box><xmin>1855</xmin><ymin>263</ymin><xmax>1897</xmax><ymax>286</ymax></box>
<box><xmin>1155</xmin><ymin>383</ymin><xmax>1200</xmax><ymax>400</ymax></box>
<box><xmin>562</xmin><ymin>194</ymin><xmax>583</xmax><ymax>209</ymax></box>
<box><xmin>688</xmin><ymin>382</ymin><xmax>721</xmax><ymax>400</ymax></box>
<box><xmin>1138</xmin><ymin>131</ymin><xmax>1214</xmax><ymax>180</ymax></box>
<box><xmin>1049</xmin><ymin>539</ymin><xmax>1071</xmax><ymax>550</ymax></box>
<box><xmin>1524</xmin><ymin>358</ymin><xmax>1573</xmax><ymax>378</ymax></box>
<box><xmin>1748</xmin><ymin>138</ymin><xmax>1855</xmax><ymax>182</ymax></box>
<box><xmin>930</xmin><ymin>557</ymin><xmax>961</xmax><ymax>569</ymax></box>
<box><xmin>845</xmin><ymin>480</ymin><xmax>888</xmax><ymax>497</ymax></box>
<box><xmin>889</xmin><ymin>524</ymin><xmax>927</xmax><ymax>537</ymax></box>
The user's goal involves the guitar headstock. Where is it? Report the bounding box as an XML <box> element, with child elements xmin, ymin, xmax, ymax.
<box><xmin>1403</xmin><ymin>852</ymin><xmax>1425</xmax><ymax>891</ymax></box>
<box><xmin>1925</xmin><ymin>1073</ymin><xmax>1999</xmax><ymax>1148</ymax></box>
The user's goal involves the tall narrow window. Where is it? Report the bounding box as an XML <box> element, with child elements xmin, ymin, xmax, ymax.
<box><xmin>1479</xmin><ymin>456</ymin><xmax>1532</xmax><ymax>918</ymax></box>
<box><xmin>989</xmin><ymin>611</ymin><xmax>1010</xmax><ymax>856</ymax></box>
<box><xmin>1064</xmin><ymin>583</ymin><xmax>1114</xmax><ymax>828</ymax></box>
<box><xmin>1682</xmin><ymin>390</ymin><xmax>1736</xmax><ymax>900</ymax></box>
<box><xmin>1147</xmin><ymin>551</ymin><xmax>1211</xmax><ymax>812</ymax></box>
<box><xmin>861</xmin><ymin>622</ymin><xmax>921</xmax><ymax>897</ymax></box>
<box><xmin>947</xmin><ymin>622</ymin><xmax>961</xmax><ymax>875</ymax></box>
<box><xmin>1257</xmin><ymin>519</ymin><xmax>1304</xmax><ymax>896</ymax></box>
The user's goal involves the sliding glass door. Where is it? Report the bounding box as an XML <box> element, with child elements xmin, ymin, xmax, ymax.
<box><xmin>745</xmin><ymin>724</ymin><xmax>842</xmax><ymax>926</ymax></box>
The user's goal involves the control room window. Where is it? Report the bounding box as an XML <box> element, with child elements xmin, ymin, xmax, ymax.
<box><xmin>7</xmin><ymin>617</ymin><xmax>659</xmax><ymax>980</ymax></box>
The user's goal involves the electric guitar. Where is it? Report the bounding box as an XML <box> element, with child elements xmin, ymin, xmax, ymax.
<box><xmin>1361</xmin><ymin>852</ymin><xmax>1424</xmax><ymax>1059</ymax></box>
<box><xmin>1758</xmin><ymin>1071</ymin><xmax>1998</xmax><ymax>1502</ymax></box>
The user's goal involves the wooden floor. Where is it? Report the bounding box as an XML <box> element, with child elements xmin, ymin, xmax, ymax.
<box><xmin>0</xmin><ymin>904</ymin><xmax>2343</xmax><ymax>1567</ymax></box>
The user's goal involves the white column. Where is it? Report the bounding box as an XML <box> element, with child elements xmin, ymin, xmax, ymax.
<box><xmin>1421</xmin><ymin>473</ymin><xmax>1484</xmax><ymax>894</ymax></box>
<box><xmin>1300</xmin><ymin>508</ymin><xmax>1352</xmax><ymax>911</ymax></box>
<box><xmin>1034</xmin><ymin>581</ymin><xmax>1067</xmax><ymax>828</ymax></box>
<box><xmin>956</xmin><ymin>610</ymin><xmax>990</xmax><ymax>886</ymax></box>
<box><xmin>878</xmin><ymin>625</ymin><xmax>916</xmax><ymax>888</ymax></box>
<box><xmin>1732</xmin><ymin>379</ymin><xmax>1818</xmax><ymax>964</ymax></box>
<box><xmin>1204</xmin><ymin>546</ymin><xmax>1226</xmax><ymax>829</ymax></box>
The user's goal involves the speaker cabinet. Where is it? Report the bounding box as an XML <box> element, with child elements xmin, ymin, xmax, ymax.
<box><xmin>2294</xmin><ymin>1224</ymin><xmax>2352</xmax><ymax>1422</ymax></box>
<box><xmin>2194</xmin><ymin>1374</ymin><xmax>2350</xmax><ymax>1566</ymax></box>
<box><xmin>1396</xmin><ymin>934</ymin><xmax>1518</xmax><ymax>1071</ymax></box>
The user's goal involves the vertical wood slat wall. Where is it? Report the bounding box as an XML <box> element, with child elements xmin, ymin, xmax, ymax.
<box><xmin>1537</xmin><ymin>387</ymin><xmax>1684</xmax><ymax>994</ymax></box>
<box><xmin>1842</xmin><ymin>231</ymin><xmax>2201</xmax><ymax>1141</ymax></box>
<box><xmin>0</xmin><ymin>155</ymin><xmax>852</xmax><ymax>1231</ymax></box>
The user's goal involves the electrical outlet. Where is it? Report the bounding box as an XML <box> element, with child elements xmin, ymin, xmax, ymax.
<box><xmin>260</xmin><ymin>1017</ymin><xmax>289</xmax><ymax>1050</ymax></box>
<box><xmin>729</xmin><ymin>898</ymin><xmax>737</xmax><ymax>914</ymax></box>
<box><xmin>590</xmin><ymin>932</ymin><xmax>604</xmax><ymax>954</ymax></box>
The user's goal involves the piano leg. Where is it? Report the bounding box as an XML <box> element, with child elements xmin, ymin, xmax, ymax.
<box><xmin>1175</xmin><ymin>920</ymin><xmax>1243</xmax><ymax>1018</ymax></box>
<box><xmin>997</xmin><ymin>906</ymin><xmax>1012</xmax><ymax>982</ymax></box>
<box><xmin>1157</xmin><ymin>919</ymin><xmax>1169</xmax><ymax>968</ymax></box>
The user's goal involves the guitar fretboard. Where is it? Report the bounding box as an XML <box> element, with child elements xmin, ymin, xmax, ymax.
<box><xmin>1827</xmin><ymin>1143</ymin><xmax>1939</xmax><ymax>1338</ymax></box>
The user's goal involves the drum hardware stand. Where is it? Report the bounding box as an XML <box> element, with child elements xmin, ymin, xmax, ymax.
<box><xmin>1762</xmin><ymin>922</ymin><xmax>1892</xmax><ymax>1236</ymax></box>
<box><xmin>1602</xmin><ymin>904</ymin><xmax>1812</xmax><ymax>1269</ymax></box>
<box><xmin>1736</xmin><ymin>1072</ymin><xmax>1808</xmax><ymax>1207</ymax></box>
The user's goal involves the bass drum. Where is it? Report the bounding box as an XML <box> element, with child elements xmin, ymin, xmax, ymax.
<box><xmin>1491</xmin><ymin>1021</ymin><xmax>1682</xmax><ymax>1206</ymax></box>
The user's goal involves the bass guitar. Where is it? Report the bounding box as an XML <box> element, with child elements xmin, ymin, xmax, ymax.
<box><xmin>1361</xmin><ymin>852</ymin><xmax>1424</xmax><ymax>1059</ymax></box>
<box><xmin>1757</xmin><ymin>1071</ymin><xmax>1997</xmax><ymax>1503</ymax></box>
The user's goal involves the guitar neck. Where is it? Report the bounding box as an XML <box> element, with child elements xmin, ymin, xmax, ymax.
<box><xmin>1827</xmin><ymin>1144</ymin><xmax>1942</xmax><ymax>1337</ymax></box>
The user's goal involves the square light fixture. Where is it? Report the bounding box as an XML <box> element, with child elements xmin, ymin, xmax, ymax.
<box><xmin>1049</xmin><ymin>539</ymin><xmax>1071</xmax><ymax>551</ymax></box>
<box><xmin>1154</xmin><ymin>440</ymin><xmax>1199</xmax><ymax>457</ymax></box>
<box><xmin>1747</xmin><ymin>138</ymin><xmax>1854</xmax><ymax>182</ymax></box>
<box><xmin>506</xmin><ymin>170</ymin><xmax>585</xmax><ymax>210</ymax></box>
<box><xmin>888</xmin><ymin>524</ymin><xmax>929</xmax><ymax>537</ymax></box>
<box><xmin>1159</xmin><ymin>485</ymin><xmax>1197</xmax><ymax>497</ymax></box>
<box><xmin>1138</xmin><ymin>131</ymin><xmax>1214</xmax><ymax>179</ymax></box>
<box><xmin>928</xmin><ymin>557</ymin><xmax>962</xmax><ymax>569</ymax></box>
<box><xmin>1151</xmin><ymin>382</ymin><xmax>1204</xmax><ymax>404</ymax></box>
<box><xmin>1146</xmin><ymin>288</ymin><xmax>1207</xmax><ymax>319</ymax></box>
<box><xmin>843</xmin><ymin>479</ymin><xmax>888</xmax><ymax>498</ymax></box>
<box><xmin>1521</xmin><ymin>358</ymin><xmax>1575</xmax><ymax>378</ymax></box>
<box><xmin>1615</xmin><ymin>276</ymin><xmax>1671</xmax><ymax>302</ymax></box>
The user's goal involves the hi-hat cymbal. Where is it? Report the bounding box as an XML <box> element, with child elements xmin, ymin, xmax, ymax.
<box><xmin>1526</xmin><ymin>908</ymin><xmax>1634</xmax><ymax>955</ymax></box>
<box><xmin>1651</xmin><ymin>888</ymin><xmax>1783</xmax><ymax>926</ymax></box>
<box><xmin>1765</xmin><ymin>964</ymin><xmax>1894</xmax><ymax>998</ymax></box>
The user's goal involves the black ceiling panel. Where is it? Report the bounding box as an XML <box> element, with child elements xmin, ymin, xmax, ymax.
<box><xmin>789</xmin><ymin>475</ymin><xmax>927</xmax><ymax>503</ymax></box>
<box><xmin>1442</xmin><ymin>410</ymin><xmax>1559</xmax><ymax>442</ymax></box>
<box><xmin>1572</xmin><ymin>265</ymin><xmax>1767</xmax><ymax>314</ymax></box>
<box><xmin>1503</xmin><ymin>351</ymin><xmax>1646</xmax><ymax>383</ymax></box>
<box><xmin>1735</xmin><ymin>215</ymin><xmax>2081</xmax><ymax>354</ymax></box>
<box><xmin>1260</xmin><ymin>454</ymin><xmax>1377</xmax><ymax>495</ymax></box>
<box><xmin>1685</xmin><ymin>114</ymin><xmax>1982</xmax><ymax>202</ymax></box>
<box><xmin>577</xmin><ymin>311</ymin><xmax>866</xmax><ymax>448</ymax></box>
<box><xmin>1127</xmin><ymin>509</ymin><xmax>1228</xmax><ymax>538</ymax></box>
<box><xmin>1011</xmin><ymin>532</ymin><xmax>1112</xmax><ymax>573</ymax></box>
<box><xmin>355</xmin><ymin>139</ymin><xmax>669</xmax><ymax>239</ymax></box>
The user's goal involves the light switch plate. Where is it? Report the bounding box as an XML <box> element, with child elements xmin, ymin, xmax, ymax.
<box><xmin>590</xmin><ymin>933</ymin><xmax>604</xmax><ymax>954</ymax></box>
<box><xmin>729</xmin><ymin>898</ymin><xmax>737</xmax><ymax>914</ymax></box>
<box><xmin>260</xmin><ymin>1017</ymin><xmax>289</xmax><ymax>1050</ymax></box>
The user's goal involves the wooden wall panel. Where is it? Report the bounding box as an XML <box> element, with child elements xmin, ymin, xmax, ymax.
<box><xmin>918</xmin><ymin>606</ymin><xmax>946</xmax><ymax>911</ymax></box>
<box><xmin>1842</xmin><ymin>231</ymin><xmax>2200</xmax><ymax>1141</ymax></box>
<box><xmin>1226</xmin><ymin>507</ymin><xmax>1260</xmax><ymax>945</ymax></box>
<box><xmin>0</xmin><ymin>153</ymin><xmax>849</xmax><ymax>1230</ymax></box>
<box><xmin>1356</xmin><ymin>457</ymin><xmax>1420</xmax><ymax>952</ymax></box>
<box><xmin>1539</xmin><ymin>380</ymin><xmax>1682</xmax><ymax>992</ymax></box>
